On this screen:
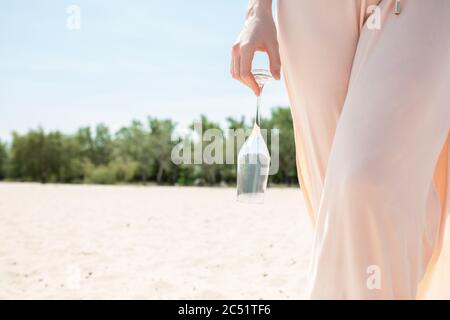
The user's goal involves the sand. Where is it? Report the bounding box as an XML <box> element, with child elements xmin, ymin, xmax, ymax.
<box><xmin>0</xmin><ymin>182</ymin><xmax>312</xmax><ymax>299</ymax></box>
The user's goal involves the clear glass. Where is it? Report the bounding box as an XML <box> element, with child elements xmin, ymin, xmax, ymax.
<box><xmin>237</xmin><ymin>69</ymin><xmax>272</xmax><ymax>204</ymax></box>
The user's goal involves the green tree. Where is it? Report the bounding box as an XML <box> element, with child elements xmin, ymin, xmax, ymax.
<box><xmin>149</xmin><ymin>118</ymin><xmax>177</xmax><ymax>184</ymax></box>
<box><xmin>76</xmin><ymin>124</ymin><xmax>113</xmax><ymax>166</ymax></box>
<box><xmin>83</xmin><ymin>159</ymin><xmax>138</xmax><ymax>184</ymax></box>
<box><xmin>222</xmin><ymin>116</ymin><xmax>249</xmax><ymax>184</ymax></box>
<box><xmin>75</xmin><ymin>127</ymin><xmax>95</xmax><ymax>161</ymax></box>
<box><xmin>0</xmin><ymin>140</ymin><xmax>7</xmax><ymax>180</ymax></box>
<box><xmin>263</xmin><ymin>107</ymin><xmax>297</xmax><ymax>185</ymax></box>
<box><xmin>10</xmin><ymin>129</ymin><xmax>84</xmax><ymax>183</ymax></box>
<box><xmin>115</xmin><ymin>120</ymin><xmax>152</xmax><ymax>183</ymax></box>
<box><xmin>2</xmin><ymin>108</ymin><xmax>298</xmax><ymax>186</ymax></box>
<box><xmin>57</xmin><ymin>135</ymin><xmax>85</xmax><ymax>182</ymax></box>
<box><xmin>93</xmin><ymin>124</ymin><xmax>113</xmax><ymax>165</ymax></box>
<box><xmin>9</xmin><ymin>129</ymin><xmax>47</xmax><ymax>182</ymax></box>
<box><xmin>9</xmin><ymin>129</ymin><xmax>67</xmax><ymax>182</ymax></box>
<box><xmin>189</xmin><ymin>115</ymin><xmax>224</xmax><ymax>185</ymax></box>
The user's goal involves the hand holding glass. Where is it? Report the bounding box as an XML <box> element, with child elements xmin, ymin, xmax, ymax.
<box><xmin>237</xmin><ymin>69</ymin><xmax>272</xmax><ymax>204</ymax></box>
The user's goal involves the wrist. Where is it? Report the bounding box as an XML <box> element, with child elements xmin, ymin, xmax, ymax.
<box><xmin>247</xmin><ymin>0</ymin><xmax>272</xmax><ymax>19</ymax></box>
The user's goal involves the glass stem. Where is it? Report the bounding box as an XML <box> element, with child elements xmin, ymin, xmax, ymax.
<box><xmin>255</xmin><ymin>86</ymin><xmax>263</xmax><ymax>159</ymax></box>
<box><xmin>255</xmin><ymin>87</ymin><xmax>263</xmax><ymax>127</ymax></box>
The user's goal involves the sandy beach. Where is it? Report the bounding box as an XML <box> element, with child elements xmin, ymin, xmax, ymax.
<box><xmin>0</xmin><ymin>183</ymin><xmax>312</xmax><ymax>299</ymax></box>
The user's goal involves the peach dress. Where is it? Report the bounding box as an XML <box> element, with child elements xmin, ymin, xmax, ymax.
<box><xmin>277</xmin><ymin>0</ymin><xmax>450</xmax><ymax>299</ymax></box>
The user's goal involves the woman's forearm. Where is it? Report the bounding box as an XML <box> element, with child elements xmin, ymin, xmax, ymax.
<box><xmin>247</xmin><ymin>0</ymin><xmax>273</xmax><ymax>18</ymax></box>
<box><xmin>231</xmin><ymin>0</ymin><xmax>280</xmax><ymax>95</ymax></box>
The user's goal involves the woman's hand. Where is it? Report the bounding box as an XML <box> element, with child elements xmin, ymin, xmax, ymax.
<box><xmin>231</xmin><ymin>0</ymin><xmax>281</xmax><ymax>96</ymax></box>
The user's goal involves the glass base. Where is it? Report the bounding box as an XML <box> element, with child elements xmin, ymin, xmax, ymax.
<box><xmin>237</xmin><ymin>192</ymin><xmax>265</xmax><ymax>204</ymax></box>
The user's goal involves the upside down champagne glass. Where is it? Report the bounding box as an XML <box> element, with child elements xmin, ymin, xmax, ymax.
<box><xmin>237</xmin><ymin>69</ymin><xmax>272</xmax><ymax>204</ymax></box>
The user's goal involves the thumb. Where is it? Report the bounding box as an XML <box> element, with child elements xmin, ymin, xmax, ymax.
<box><xmin>267</xmin><ymin>45</ymin><xmax>281</xmax><ymax>80</ymax></box>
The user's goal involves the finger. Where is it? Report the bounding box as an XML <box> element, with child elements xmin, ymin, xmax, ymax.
<box><xmin>239</xmin><ymin>47</ymin><xmax>260</xmax><ymax>96</ymax></box>
<box><xmin>267</xmin><ymin>44</ymin><xmax>281</xmax><ymax>80</ymax></box>
<box><xmin>234</xmin><ymin>54</ymin><xmax>241</xmax><ymax>81</ymax></box>
<box><xmin>231</xmin><ymin>43</ymin><xmax>240</xmax><ymax>80</ymax></box>
<box><xmin>230</xmin><ymin>53</ymin><xmax>234</xmax><ymax>78</ymax></box>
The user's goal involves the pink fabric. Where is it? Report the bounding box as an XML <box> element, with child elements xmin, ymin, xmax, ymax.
<box><xmin>277</xmin><ymin>0</ymin><xmax>450</xmax><ymax>299</ymax></box>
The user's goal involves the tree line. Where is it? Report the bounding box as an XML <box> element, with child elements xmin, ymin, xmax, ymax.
<box><xmin>0</xmin><ymin>107</ymin><xmax>298</xmax><ymax>186</ymax></box>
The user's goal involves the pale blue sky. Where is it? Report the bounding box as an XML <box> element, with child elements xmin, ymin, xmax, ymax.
<box><xmin>0</xmin><ymin>0</ymin><xmax>289</xmax><ymax>140</ymax></box>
